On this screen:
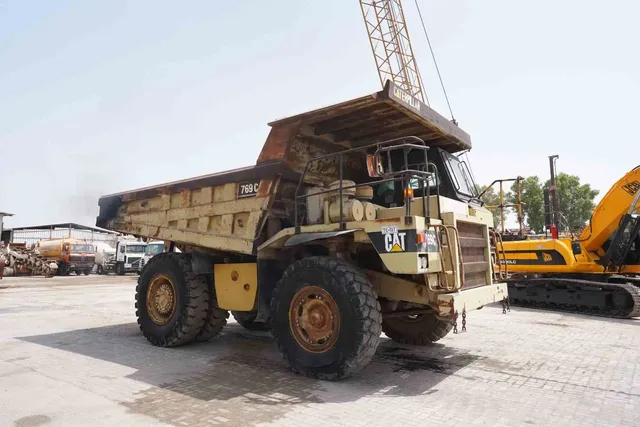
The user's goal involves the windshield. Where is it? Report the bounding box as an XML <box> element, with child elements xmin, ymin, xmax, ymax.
<box><xmin>146</xmin><ymin>243</ymin><xmax>164</xmax><ymax>256</ymax></box>
<box><xmin>126</xmin><ymin>245</ymin><xmax>147</xmax><ymax>254</ymax></box>
<box><xmin>71</xmin><ymin>244</ymin><xmax>94</xmax><ymax>253</ymax></box>
<box><xmin>410</xmin><ymin>172</ymin><xmax>438</xmax><ymax>191</ymax></box>
<box><xmin>442</xmin><ymin>152</ymin><xmax>478</xmax><ymax>198</ymax></box>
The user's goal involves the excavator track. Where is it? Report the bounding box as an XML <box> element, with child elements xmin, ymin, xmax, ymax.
<box><xmin>507</xmin><ymin>277</ymin><xmax>640</xmax><ymax>319</ymax></box>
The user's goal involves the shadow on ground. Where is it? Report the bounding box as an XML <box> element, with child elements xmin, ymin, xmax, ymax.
<box><xmin>18</xmin><ymin>322</ymin><xmax>483</xmax><ymax>400</ymax></box>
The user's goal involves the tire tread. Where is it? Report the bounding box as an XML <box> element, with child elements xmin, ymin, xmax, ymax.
<box><xmin>271</xmin><ymin>256</ymin><xmax>382</xmax><ymax>381</ymax></box>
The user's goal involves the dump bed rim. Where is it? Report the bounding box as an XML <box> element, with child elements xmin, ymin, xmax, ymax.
<box><xmin>267</xmin><ymin>81</ymin><xmax>471</xmax><ymax>153</ymax></box>
<box><xmin>98</xmin><ymin>160</ymin><xmax>299</xmax><ymax>204</ymax></box>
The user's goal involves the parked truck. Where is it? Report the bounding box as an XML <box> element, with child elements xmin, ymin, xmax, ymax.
<box><xmin>37</xmin><ymin>238</ymin><xmax>95</xmax><ymax>276</ymax></box>
<box><xmin>113</xmin><ymin>239</ymin><xmax>147</xmax><ymax>275</ymax></box>
<box><xmin>97</xmin><ymin>82</ymin><xmax>509</xmax><ymax>380</ymax></box>
<box><xmin>138</xmin><ymin>240</ymin><xmax>165</xmax><ymax>273</ymax></box>
<box><xmin>94</xmin><ymin>242</ymin><xmax>116</xmax><ymax>275</ymax></box>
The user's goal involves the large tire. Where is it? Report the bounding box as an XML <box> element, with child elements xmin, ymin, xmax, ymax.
<box><xmin>270</xmin><ymin>256</ymin><xmax>382</xmax><ymax>381</ymax></box>
<box><xmin>97</xmin><ymin>265</ymin><xmax>104</xmax><ymax>275</ymax></box>
<box><xmin>382</xmin><ymin>311</ymin><xmax>453</xmax><ymax>345</ymax></box>
<box><xmin>58</xmin><ymin>262</ymin><xmax>68</xmax><ymax>276</ymax></box>
<box><xmin>115</xmin><ymin>263</ymin><xmax>125</xmax><ymax>276</ymax></box>
<box><xmin>83</xmin><ymin>270</ymin><xmax>90</xmax><ymax>275</ymax></box>
<box><xmin>231</xmin><ymin>311</ymin><xmax>270</xmax><ymax>331</ymax></box>
<box><xmin>195</xmin><ymin>275</ymin><xmax>229</xmax><ymax>342</ymax></box>
<box><xmin>135</xmin><ymin>253</ymin><xmax>209</xmax><ymax>347</ymax></box>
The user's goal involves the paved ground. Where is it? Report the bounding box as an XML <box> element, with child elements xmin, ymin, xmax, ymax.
<box><xmin>0</xmin><ymin>275</ymin><xmax>639</xmax><ymax>427</ymax></box>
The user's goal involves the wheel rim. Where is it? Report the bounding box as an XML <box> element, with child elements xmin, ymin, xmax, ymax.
<box><xmin>289</xmin><ymin>286</ymin><xmax>340</xmax><ymax>353</ymax></box>
<box><xmin>146</xmin><ymin>274</ymin><xmax>177</xmax><ymax>325</ymax></box>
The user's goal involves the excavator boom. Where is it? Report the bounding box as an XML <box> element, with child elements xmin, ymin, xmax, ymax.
<box><xmin>580</xmin><ymin>166</ymin><xmax>640</xmax><ymax>252</ymax></box>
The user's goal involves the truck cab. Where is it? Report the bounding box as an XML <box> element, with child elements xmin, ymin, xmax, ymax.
<box><xmin>114</xmin><ymin>240</ymin><xmax>147</xmax><ymax>275</ymax></box>
<box><xmin>139</xmin><ymin>240</ymin><xmax>165</xmax><ymax>273</ymax></box>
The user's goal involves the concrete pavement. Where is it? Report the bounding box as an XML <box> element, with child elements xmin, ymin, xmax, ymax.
<box><xmin>1</xmin><ymin>275</ymin><xmax>639</xmax><ymax>427</ymax></box>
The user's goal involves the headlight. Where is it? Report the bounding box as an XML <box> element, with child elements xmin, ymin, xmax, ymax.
<box><xmin>420</xmin><ymin>256</ymin><xmax>428</xmax><ymax>269</ymax></box>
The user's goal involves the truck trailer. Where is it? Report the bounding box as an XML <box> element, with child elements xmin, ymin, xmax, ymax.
<box><xmin>97</xmin><ymin>82</ymin><xmax>509</xmax><ymax>380</ymax></box>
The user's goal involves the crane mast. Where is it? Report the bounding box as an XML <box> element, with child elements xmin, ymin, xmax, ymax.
<box><xmin>359</xmin><ymin>0</ymin><xmax>426</xmax><ymax>103</ymax></box>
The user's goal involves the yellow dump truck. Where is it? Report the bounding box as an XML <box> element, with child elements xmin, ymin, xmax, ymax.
<box><xmin>97</xmin><ymin>82</ymin><xmax>509</xmax><ymax>380</ymax></box>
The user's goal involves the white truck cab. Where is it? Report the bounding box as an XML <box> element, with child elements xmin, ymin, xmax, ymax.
<box><xmin>114</xmin><ymin>240</ymin><xmax>147</xmax><ymax>275</ymax></box>
<box><xmin>139</xmin><ymin>240</ymin><xmax>165</xmax><ymax>272</ymax></box>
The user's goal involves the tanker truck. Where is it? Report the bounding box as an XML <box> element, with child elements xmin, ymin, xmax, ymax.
<box><xmin>37</xmin><ymin>238</ymin><xmax>95</xmax><ymax>276</ymax></box>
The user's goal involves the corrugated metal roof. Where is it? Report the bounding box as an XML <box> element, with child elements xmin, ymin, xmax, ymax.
<box><xmin>6</xmin><ymin>222</ymin><xmax>118</xmax><ymax>234</ymax></box>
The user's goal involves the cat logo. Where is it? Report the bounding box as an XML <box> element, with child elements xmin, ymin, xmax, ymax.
<box><xmin>381</xmin><ymin>226</ymin><xmax>406</xmax><ymax>252</ymax></box>
<box><xmin>542</xmin><ymin>253</ymin><xmax>553</xmax><ymax>262</ymax></box>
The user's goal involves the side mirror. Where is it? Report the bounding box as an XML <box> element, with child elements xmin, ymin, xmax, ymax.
<box><xmin>366</xmin><ymin>154</ymin><xmax>384</xmax><ymax>178</ymax></box>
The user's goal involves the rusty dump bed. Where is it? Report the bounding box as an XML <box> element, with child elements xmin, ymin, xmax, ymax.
<box><xmin>96</xmin><ymin>81</ymin><xmax>472</xmax><ymax>255</ymax></box>
<box><xmin>257</xmin><ymin>80</ymin><xmax>470</xmax><ymax>166</ymax></box>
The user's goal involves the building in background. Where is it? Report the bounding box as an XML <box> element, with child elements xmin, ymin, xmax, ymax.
<box><xmin>3</xmin><ymin>223</ymin><xmax>119</xmax><ymax>247</ymax></box>
<box><xmin>0</xmin><ymin>212</ymin><xmax>15</xmax><ymax>244</ymax></box>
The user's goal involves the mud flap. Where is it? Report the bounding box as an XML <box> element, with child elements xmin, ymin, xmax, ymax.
<box><xmin>255</xmin><ymin>259</ymin><xmax>283</xmax><ymax>322</ymax></box>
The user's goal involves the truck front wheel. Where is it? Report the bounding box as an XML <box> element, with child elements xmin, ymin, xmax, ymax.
<box><xmin>135</xmin><ymin>253</ymin><xmax>209</xmax><ymax>347</ymax></box>
<box><xmin>382</xmin><ymin>310</ymin><xmax>453</xmax><ymax>345</ymax></box>
<box><xmin>270</xmin><ymin>256</ymin><xmax>382</xmax><ymax>381</ymax></box>
<box><xmin>115</xmin><ymin>263</ymin><xmax>125</xmax><ymax>276</ymax></box>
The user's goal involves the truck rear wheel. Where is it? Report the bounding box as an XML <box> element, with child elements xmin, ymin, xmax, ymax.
<box><xmin>135</xmin><ymin>253</ymin><xmax>209</xmax><ymax>347</ymax></box>
<box><xmin>270</xmin><ymin>256</ymin><xmax>382</xmax><ymax>381</ymax></box>
<box><xmin>382</xmin><ymin>311</ymin><xmax>453</xmax><ymax>345</ymax></box>
<box><xmin>231</xmin><ymin>311</ymin><xmax>270</xmax><ymax>331</ymax></box>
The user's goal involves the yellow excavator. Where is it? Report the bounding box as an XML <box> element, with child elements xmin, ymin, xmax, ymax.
<box><xmin>497</xmin><ymin>165</ymin><xmax>640</xmax><ymax>318</ymax></box>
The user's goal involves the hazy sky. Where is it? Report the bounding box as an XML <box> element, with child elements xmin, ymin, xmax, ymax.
<box><xmin>1</xmin><ymin>0</ymin><xmax>638</xmax><ymax>228</ymax></box>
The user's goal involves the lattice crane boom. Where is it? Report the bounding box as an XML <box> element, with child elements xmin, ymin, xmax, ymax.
<box><xmin>359</xmin><ymin>0</ymin><xmax>426</xmax><ymax>104</ymax></box>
